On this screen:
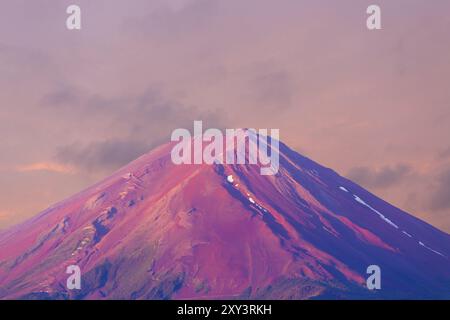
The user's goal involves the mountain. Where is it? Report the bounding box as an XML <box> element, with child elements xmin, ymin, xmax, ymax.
<box><xmin>1</xmin><ymin>135</ymin><xmax>450</xmax><ymax>300</ymax></box>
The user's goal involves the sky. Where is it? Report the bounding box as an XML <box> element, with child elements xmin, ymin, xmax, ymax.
<box><xmin>0</xmin><ymin>0</ymin><xmax>450</xmax><ymax>232</ymax></box>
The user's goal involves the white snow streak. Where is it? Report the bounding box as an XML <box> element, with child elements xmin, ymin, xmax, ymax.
<box><xmin>353</xmin><ymin>195</ymin><xmax>399</xmax><ymax>229</ymax></box>
<box><xmin>402</xmin><ymin>231</ymin><xmax>413</xmax><ymax>238</ymax></box>
<box><xmin>419</xmin><ymin>241</ymin><xmax>446</xmax><ymax>257</ymax></box>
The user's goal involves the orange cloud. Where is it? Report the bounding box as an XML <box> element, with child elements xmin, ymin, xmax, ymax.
<box><xmin>16</xmin><ymin>162</ymin><xmax>76</xmax><ymax>174</ymax></box>
<box><xmin>0</xmin><ymin>210</ymin><xmax>9</xmax><ymax>222</ymax></box>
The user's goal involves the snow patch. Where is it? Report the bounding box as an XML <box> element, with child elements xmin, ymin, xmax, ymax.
<box><xmin>419</xmin><ymin>241</ymin><xmax>446</xmax><ymax>257</ymax></box>
<box><xmin>119</xmin><ymin>191</ymin><xmax>128</xmax><ymax>199</ymax></box>
<box><xmin>402</xmin><ymin>231</ymin><xmax>413</xmax><ymax>238</ymax></box>
<box><xmin>122</xmin><ymin>173</ymin><xmax>132</xmax><ymax>179</ymax></box>
<box><xmin>339</xmin><ymin>186</ymin><xmax>349</xmax><ymax>192</ymax></box>
<box><xmin>353</xmin><ymin>195</ymin><xmax>399</xmax><ymax>229</ymax></box>
<box><xmin>226</xmin><ymin>175</ymin><xmax>234</xmax><ymax>183</ymax></box>
<box><xmin>248</xmin><ymin>197</ymin><xmax>256</xmax><ymax>204</ymax></box>
<box><xmin>323</xmin><ymin>226</ymin><xmax>335</xmax><ymax>236</ymax></box>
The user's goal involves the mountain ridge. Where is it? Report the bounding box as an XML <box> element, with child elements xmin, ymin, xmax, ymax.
<box><xmin>1</xmin><ymin>137</ymin><xmax>449</xmax><ymax>299</ymax></box>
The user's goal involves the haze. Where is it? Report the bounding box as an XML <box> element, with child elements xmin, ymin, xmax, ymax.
<box><xmin>1</xmin><ymin>0</ymin><xmax>450</xmax><ymax>232</ymax></box>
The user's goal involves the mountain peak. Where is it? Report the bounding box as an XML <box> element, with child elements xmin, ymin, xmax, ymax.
<box><xmin>1</xmin><ymin>138</ymin><xmax>449</xmax><ymax>299</ymax></box>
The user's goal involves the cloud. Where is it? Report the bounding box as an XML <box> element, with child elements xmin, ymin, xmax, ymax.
<box><xmin>2</xmin><ymin>0</ymin><xmax>450</xmax><ymax>233</ymax></box>
<box><xmin>55</xmin><ymin>139</ymin><xmax>152</xmax><ymax>173</ymax></box>
<box><xmin>42</xmin><ymin>86</ymin><xmax>225</xmax><ymax>128</ymax></box>
<box><xmin>428</xmin><ymin>169</ymin><xmax>450</xmax><ymax>211</ymax></box>
<box><xmin>347</xmin><ymin>164</ymin><xmax>412</xmax><ymax>189</ymax></box>
<box><xmin>438</xmin><ymin>147</ymin><xmax>450</xmax><ymax>160</ymax></box>
<box><xmin>40</xmin><ymin>86</ymin><xmax>82</xmax><ymax>108</ymax></box>
<box><xmin>0</xmin><ymin>210</ymin><xmax>8</xmax><ymax>221</ymax></box>
<box><xmin>16</xmin><ymin>162</ymin><xmax>76</xmax><ymax>174</ymax></box>
<box><xmin>249</xmin><ymin>70</ymin><xmax>294</xmax><ymax>110</ymax></box>
<box><xmin>50</xmin><ymin>88</ymin><xmax>227</xmax><ymax>172</ymax></box>
<box><xmin>123</xmin><ymin>0</ymin><xmax>219</xmax><ymax>38</ymax></box>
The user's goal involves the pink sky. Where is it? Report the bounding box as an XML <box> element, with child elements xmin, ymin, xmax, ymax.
<box><xmin>1</xmin><ymin>0</ymin><xmax>450</xmax><ymax>232</ymax></box>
